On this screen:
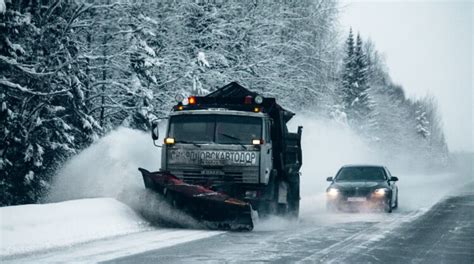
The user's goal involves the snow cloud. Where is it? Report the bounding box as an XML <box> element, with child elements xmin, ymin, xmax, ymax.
<box><xmin>46</xmin><ymin>127</ymin><xmax>160</xmax><ymax>202</ymax></box>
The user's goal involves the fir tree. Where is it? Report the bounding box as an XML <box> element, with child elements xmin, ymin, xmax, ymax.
<box><xmin>352</xmin><ymin>33</ymin><xmax>373</xmax><ymax>124</ymax></box>
<box><xmin>415</xmin><ymin>103</ymin><xmax>430</xmax><ymax>139</ymax></box>
<box><xmin>340</xmin><ymin>28</ymin><xmax>356</xmax><ymax>111</ymax></box>
<box><xmin>340</xmin><ymin>31</ymin><xmax>375</xmax><ymax>129</ymax></box>
<box><xmin>0</xmin><ymin>0</ymin><xmax>100</xmax><ymax>205</ymax></box>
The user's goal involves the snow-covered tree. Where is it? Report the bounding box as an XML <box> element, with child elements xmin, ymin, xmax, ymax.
<box><xmin>415</xmin><ymin>103</ymin><xmax>430</xmax><ymax>139</ymax></box>
<box><xmin>338</xmin><ymin>31</ymin><xmax>376</xmax><ymax>133</ymax></box>
<box><xmin>0</xmin><ymin>0</ymin><xmax>100</xmax><ymax>205</ymax></box>
<box><xmin>340</xmin><ymin>28</ymin><xmax>356</xmax><ymax>109</ymax></box>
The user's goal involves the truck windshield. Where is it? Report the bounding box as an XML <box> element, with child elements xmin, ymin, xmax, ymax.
<box><xmin>335</xmin><ymin>167</ymin><xmax>386</xmax><ymax>182</ymax></box>
<box><xmin>169</xmin><ymin>115</ymin><xmax>262</xmax><ymax>145</ymax></box>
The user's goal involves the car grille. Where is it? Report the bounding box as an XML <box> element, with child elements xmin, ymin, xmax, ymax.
<box><xmin>341</xmin><ymin>188</ymin><xmax>372</xmax><ymax>197</ymax></box>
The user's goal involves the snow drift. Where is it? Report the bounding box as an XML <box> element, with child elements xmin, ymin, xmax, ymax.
<box><xmin>0</xmin><ymin>198</ymin><xmax>148</xmax><ymax>257</ymax></box>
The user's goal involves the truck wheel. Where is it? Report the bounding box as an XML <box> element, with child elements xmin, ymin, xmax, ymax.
<box><xmin>288</xmin><ymin>200</ymin><xmax>299</xmax><ymax>218</ymax></box>
<box><xmin>288</xmin><ymin>177</ymin><xmax>300</xmax><ymax>218</ymax></box>
<box><xmin>277</xmin><ymin>203</ymin><xmax>288</xmax><ymax>216</ymax></box>
<box><xmin>263</xmin><ymin>201</ymin><xmax>278</xmax><ymax>217</ymax></box>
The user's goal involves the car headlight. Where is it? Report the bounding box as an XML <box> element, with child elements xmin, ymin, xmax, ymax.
<box><xmin>327</xmin><ymin>188</ymin><xmax>339</xmax><ymax>196</ymax></box>
<box><xmin>373</xmin><ymin>188</ymin><xmax>387</xmax><ymax>196</ymax></box>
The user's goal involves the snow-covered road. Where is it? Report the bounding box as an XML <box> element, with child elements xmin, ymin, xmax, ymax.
<box><xmin>103</xmin><ymin>182</ymin><xmax>473</xmax><ymax>264</ymax></box>
<box><xmin>101</xmin><ymin>206</ymin><xmax>428</xmax><ymax>263</ymax></box>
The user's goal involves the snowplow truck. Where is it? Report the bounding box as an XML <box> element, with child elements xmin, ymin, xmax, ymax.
<box><xmin>140</xmin><ymin>82</ymin><xmax>302</xmax><ymax>231</ymax></box>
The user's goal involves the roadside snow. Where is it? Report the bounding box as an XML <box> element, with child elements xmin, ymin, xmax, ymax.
<box><xmin>0</xmin><ymin>198</ymin><xmax>149</xmax><ymax>257</ymax></box>
<box><xmin>5</xmin><ymin>229</ymin><xmax>224</xmax><ymax>263</ymax></box>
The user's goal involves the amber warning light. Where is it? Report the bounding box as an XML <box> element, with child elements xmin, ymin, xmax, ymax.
<box><xmin>188</xmin><ymin>96</ymin><xmax>196</xmax><ymax>105</ymax></box>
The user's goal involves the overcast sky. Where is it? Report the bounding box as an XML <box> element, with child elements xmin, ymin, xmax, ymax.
<box><xmin>339</xmin><ymin>0</ymin><xmax>473</xmax><ymax>152</ymax></box>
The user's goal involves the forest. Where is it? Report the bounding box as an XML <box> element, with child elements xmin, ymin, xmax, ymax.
<box><xmin>0</xmin><ymin>0</ymin><xmax>448</xmax><ymax>205</ymax></box>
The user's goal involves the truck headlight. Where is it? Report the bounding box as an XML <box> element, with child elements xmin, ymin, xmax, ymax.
<box><xmin>164</xmin><ymin>137</ymin><xmax>175</xmax><ymax>144</ymax></box>
<box><xmin>327</xmin><ymin>188</ymin><xmax>339</xmax><ymax>197</ymax></box>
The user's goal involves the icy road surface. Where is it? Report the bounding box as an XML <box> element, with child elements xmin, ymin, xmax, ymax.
<box><xmin>105</xmin><ymin>186</ymin><xmax>473</xmax><ymax>264</ymax></box>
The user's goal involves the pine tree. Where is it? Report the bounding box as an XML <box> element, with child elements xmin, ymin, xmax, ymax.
<box><xmin>352</xmin><ymin>33</ymin><xmax>373</xmax><ymax>124</ymax></box>
<box><xmin>340</xmin><ymin>28</ymin><xmax>356</xmax><ymax>111</ymax></box>
<box><xmin>339</xmin><ymin>31</ymin><xmax>375</xmax><ymax>131</ymax></box>
<box><xmin>0</xmin><ymin>0</ymin><xmax>100</xmax><ymax>205</ymax></box>
<box><xmin>415</xmin><ymin>103</ymin><xmax>430</xmax><ymax>139</ymax></box>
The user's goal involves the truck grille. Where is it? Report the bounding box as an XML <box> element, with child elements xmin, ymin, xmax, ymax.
<box><xmin>168</xmin><ymin>165</ymin><xmax>259</xmax><ymax>184</ymax></box>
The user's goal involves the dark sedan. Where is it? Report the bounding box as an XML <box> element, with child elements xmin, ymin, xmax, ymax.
<box><xmin>326</xmin><ymin>165</ymin><xmax>399</xmax><ymax>213</ymax></box>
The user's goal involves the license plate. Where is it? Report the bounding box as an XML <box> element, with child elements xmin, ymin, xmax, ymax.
<box><xmin>347</xmin><ymin>197</ymin><xmax>366</xmax><ymax>202</ymax></box>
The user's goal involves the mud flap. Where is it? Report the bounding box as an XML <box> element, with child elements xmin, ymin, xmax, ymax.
<box><xmin>139</xmin><ymin>168</ymin><xmax>254</xmax><ymax>231</ymax></box>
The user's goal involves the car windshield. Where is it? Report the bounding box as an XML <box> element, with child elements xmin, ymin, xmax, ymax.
<box><xmin>335</xmin><ymin>167</ymin><xmax>386</xmax><ymax>182</ymax></box>
<box><xmin>168</xmin><ymin>114</ymin><xmax>262</xmax><ymax>144</ymax></box>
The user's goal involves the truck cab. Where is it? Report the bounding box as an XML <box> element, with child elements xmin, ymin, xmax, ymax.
<box><xmin>162</xmin><ymin>110</ymin><xmax>273</xmax><ymax>186</ymax></box>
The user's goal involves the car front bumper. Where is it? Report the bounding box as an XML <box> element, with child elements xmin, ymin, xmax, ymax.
<box><xmin>326</xmin><ymin>194</ymin><xmax>390</xmax><ymax>211</ymax></box>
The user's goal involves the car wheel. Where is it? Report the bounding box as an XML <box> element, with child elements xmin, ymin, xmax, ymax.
<box><xmin>384</xmin><ymin>198</ymin><xmax>392</xmax><ymax>213</ymax></box>
<box><xmin>393</xmin><ymin>193</ymin><xmax>398</xmax><ymax>209</ymax></box>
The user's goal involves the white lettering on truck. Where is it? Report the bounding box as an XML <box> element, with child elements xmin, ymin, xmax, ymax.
<box><xmin>169</xmin><ymin>150</ymin><xmax>258</xmax><ymax>165</ymax></box>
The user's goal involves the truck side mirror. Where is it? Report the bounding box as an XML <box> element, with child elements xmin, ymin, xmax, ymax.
<box><xmin>390</xmin><ymin>176</ymin><xmax>399</xmax><ymax>182</ymax></box>
<box><xmin>151</xmin><ymin>120</ymin><xmax>159</xmax><ymax>141</ymax></box>
<box><xmin>326</xmin><ymin>177</ymin><xmax>333</xmax><ymax>182</ymax></box>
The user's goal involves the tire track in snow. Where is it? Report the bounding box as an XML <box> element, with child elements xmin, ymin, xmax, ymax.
<box><xmin>298</xmin><ymin>210</ymin><xmax>426</xmax><ymax>263</ymax></box>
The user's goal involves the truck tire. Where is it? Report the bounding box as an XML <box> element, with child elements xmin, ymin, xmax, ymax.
<box><xmin>288</xmin><ymin>199</ymin><xmax>299</xmax><ymax>218</ymax></box>
<box><xmin>259</xmin><ymin>201</ymin><xmax>278</xmax><ymax>217</ymax></box>
<box><xmin>288</xmin><ymin>177</ymin><xmax>300</xmax><ymax>219</ymax></box>
<box><xmin>277</xmin><ymin>203</ymin><xmax>288</xmax><ymax>216</ymax></box>
<box><xmin>258</xmin><ymin>170</ymin><xmax>280</xmax><ymax>217</ymax></box>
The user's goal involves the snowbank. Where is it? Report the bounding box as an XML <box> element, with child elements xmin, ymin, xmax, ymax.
<box><xmin>0</xmin><ymin>198</ymin><xmax>149</xmax><ymax>257</ymax></box>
